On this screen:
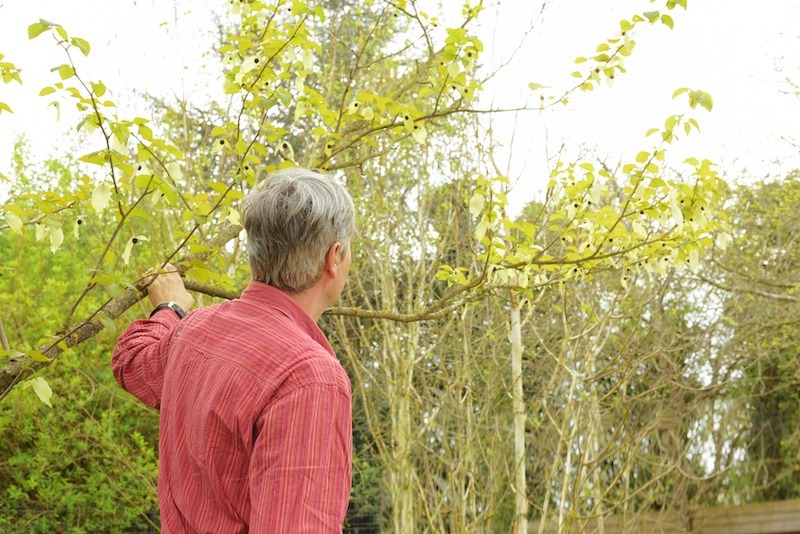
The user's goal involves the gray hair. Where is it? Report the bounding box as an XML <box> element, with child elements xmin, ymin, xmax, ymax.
<box><xmin>244</xmin><ymin>167</ymin><xmax>356</xmax><ymax>293</ymax></box>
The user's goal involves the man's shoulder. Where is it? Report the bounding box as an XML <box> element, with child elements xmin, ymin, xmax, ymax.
<box><xmin>181</xmin><ymin>299</ymin><xmax>349</xmax><ymax>393</ymax></box>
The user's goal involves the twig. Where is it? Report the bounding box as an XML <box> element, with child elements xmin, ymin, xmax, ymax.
<box><xmin>0</xmin><ymin>315</ymin><xmax>10</xmax><ymax>351</ymax></box>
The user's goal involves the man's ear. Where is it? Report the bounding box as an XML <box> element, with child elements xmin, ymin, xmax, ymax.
<box><xmin>323</xmin><ymin>241</ymin><xmax>343</xmax><ymax>278</ymax></box>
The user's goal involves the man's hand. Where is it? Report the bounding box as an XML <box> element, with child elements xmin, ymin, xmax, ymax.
<box><xmin>144</xmin><ymin>263</ymin><xmax>194</xmax><ymax>312</ymax></box>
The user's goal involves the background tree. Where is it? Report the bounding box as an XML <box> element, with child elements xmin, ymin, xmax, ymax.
<box><xmin>6</xmin><ymin>1</ymin><xmax>796</xmax><ymax>533</ymax></box>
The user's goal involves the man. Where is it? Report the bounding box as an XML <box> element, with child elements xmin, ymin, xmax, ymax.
<box><xmin>113</xmin><ymin>167</ymin><xmax>355</xmax><ymax>532</ymax></box>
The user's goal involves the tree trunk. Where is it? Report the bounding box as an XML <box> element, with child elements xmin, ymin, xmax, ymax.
<box><xmin>510</xmin><ymin>293</ymin><xmax>528</xmax><ymax>533</ymax></box>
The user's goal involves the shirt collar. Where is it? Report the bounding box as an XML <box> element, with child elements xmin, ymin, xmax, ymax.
<box><xmin>240</xmin><ymin>281</ymin><xmax>334</xmax><ymax>356</ymax></box>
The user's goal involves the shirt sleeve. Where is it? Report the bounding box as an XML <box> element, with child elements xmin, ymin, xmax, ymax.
<box><xmin>111</xmin><ymin>309</ymin><xmax>181</xmax><ymax>409</ymax></box>
<box><xmin>249</xmin><ymin>383</ymin><xmax>353</xmax><ymax>533</ymax></box>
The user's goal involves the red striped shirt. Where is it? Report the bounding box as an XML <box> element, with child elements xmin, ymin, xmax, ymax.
<box><xmin>112</xmin><ymin>282</ymin><xmax>352</xmax><ymax>533</ymax></box>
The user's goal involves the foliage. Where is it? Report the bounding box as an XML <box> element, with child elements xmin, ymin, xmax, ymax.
<box><xmin>0</xmin><ymin>148</ymin><xmax>160</xmax><ymax>531</ymax></box>
<box><xmin>2</xmin><ymin>0</ymin><xmax>795</xmax><ymax>533</ymax></box>
<box><xmin>707</xmin><ymin>174</ymin><xmax>800</xmax><ymax>501</ymax></box>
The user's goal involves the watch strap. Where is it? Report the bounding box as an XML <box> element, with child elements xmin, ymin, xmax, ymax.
<box><xmin>149</xmin><ymin>301</ymin><xmax>187</xmax><ymax>319</ymax></box>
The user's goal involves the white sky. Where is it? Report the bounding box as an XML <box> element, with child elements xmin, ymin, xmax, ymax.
<box><xmin>1</xmin><ymin>0</ymin><xmax>799</xmax><ymax>210</ymax></box>
<box><xmin>478</xmin><ymin>0</ymin><xmax>800</xmax><ymax>205</ymax></box>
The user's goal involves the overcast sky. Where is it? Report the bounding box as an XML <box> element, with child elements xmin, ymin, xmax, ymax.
<box><xmin>1</xmin><ymin>0</ymin><xmax>798</xmax><ymax>209</ymax></box>
<box><xmin>480</xmin><ymin>0</ymin><xmax>800</xmax><ymax>203</ymax></box>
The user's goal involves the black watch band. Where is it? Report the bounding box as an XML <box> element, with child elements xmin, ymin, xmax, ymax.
<box><xmin>149</xmin><ymin>301</ymin><xmax>187</xmax><ymax>319</ymax></box>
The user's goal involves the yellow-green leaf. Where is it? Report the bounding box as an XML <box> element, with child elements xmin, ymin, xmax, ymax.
<box><xmin>90</xmin><ymin>81</ymin><xmax>106</xmax><ymax>97</ymax></box>
<box><xmin>49</xmin><ymin>227</ymin><xmax>64</xmax><ymax>252</ymax></box>
<box><xmin>35</xmin><ymin>223</ymin><xmax>48</xmax><ymax>241</ymax></box>
<box><xmin>469</xmin><ymin>193</ymin><xmax>485</xmax><ymax>217</ymax></box>
<box><xmin>5</xmin><ymin>212</ymin><xmax>23</xmax><ymax>234</ymax></box>
<box><xmin>121</xmin><ymin>236</ymin><xmax>135</xmax><ymax>265</ymax></box>
<box><xmin>411</xmin><ymin>123</ymin><xmax>427</xmax><ymax>144</ymax></box>
<box><xmin>28</xmin><ymin>22</ymin><xmax>47</xmax><ymax>39</ymax></box>
<box><xmin>71</xmin><ymin>37</ymin><xmax>91</xmax><ymax>56</ymax></box>
<box><xmin>91</xmin><ymin>182</ymin><xmax>112</xmax><ymax>212</ymax></box>
<box><xmin>226</xmin><ymin>207</ymin><xmax>241</xmax><ymax>226</ymax></box>
<box><xmin>27</xmin><ymin>351</ymin><xmax>49</xmax><ymax>362</ymax></box>
<box><xmin>25</xmin><ymin>377</ymin><xmax>53</xmax><ymax>408</ymax></box>
<box><xmin>57</xmin><ymin>65</ymin><xmax>74</xmax><ymax>80</ymax></box>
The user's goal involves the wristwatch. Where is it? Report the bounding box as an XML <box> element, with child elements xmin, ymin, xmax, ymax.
<box><xmin>149</xmin><ymin>301</ymin><xmax>187</xmax><ymax>319</ymax></box>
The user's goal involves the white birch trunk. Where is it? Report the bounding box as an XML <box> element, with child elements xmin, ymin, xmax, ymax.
<box><xmin>510</xmin><ymin>294</ymin><xmax>528</xmax><ymax>533</ymax></box>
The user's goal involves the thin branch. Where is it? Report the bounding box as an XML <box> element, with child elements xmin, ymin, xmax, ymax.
<box><xmin>0</xmin><ymin>315</ymin><xmax>10</xmax><ymax>352</ymax></box>
<box><xmin>698</xmin><ymin>274</ymin><xmax>800</xmax><ymax>303</ymax></box>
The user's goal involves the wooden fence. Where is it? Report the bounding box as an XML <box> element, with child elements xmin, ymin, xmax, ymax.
<box><xmin>530</xmin><ymin>498</ymin><xmax>800</xmax><ymax>533</ymax></box>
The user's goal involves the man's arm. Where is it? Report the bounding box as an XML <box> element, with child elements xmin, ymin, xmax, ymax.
<box><xmin>111</xmin><ymin>263</ymin><xmax>194</xmax><ymax>408</ymax></box>
<box><xmin>249</xmin><ymin>383</ymin><xmax>353</xmax><ymax>533</ymax></box>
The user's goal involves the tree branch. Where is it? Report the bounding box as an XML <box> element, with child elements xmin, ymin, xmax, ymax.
<box><xmin>0</xmin><ymin>221</ymin><xmax>244</xmax><ymax>402</ymax></box>
<box><xmin>698</xmin><ymin>274</ymin><xmax>800</xmax><ymax>303</ymax></box>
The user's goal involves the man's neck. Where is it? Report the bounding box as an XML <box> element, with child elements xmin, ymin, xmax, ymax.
<box><xmin>286</xmin><ymin>286</ymin><xmax>328</xmax><ymax>322</ymax></box>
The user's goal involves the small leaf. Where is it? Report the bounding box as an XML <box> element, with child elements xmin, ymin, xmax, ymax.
<box><xmin>360</xmin><ymin>106</ymin><xmax>374</xmax><ymax>121</ymax></box>
<box><xmin>672</xmin><ymin>87</ymin><xmax>689</xmax><ymax>99</ymax></box>
<box><xmin>643</xmin><ymin>11</ymin><xmax>659</xmax><ymax>23</ymax></box>
<box><xmin>660</xmin><ymin>14</ymin><xmax>674</xmax><ymax>29</ymax></box>
<box><xmin>690</xmin><ymin>90</ymin><xmax>714</xmax><ymax>111</ymax></box>
<box><xmin>411</xmin><ymin>122</ymin><xmax>427</xmax><ymax>144</ymax></box>
<box><xmin>71</xmin><ymin>37</ymin><xmax>91</xmax><ymax>56</ymax></box>
<box><xmin>0</xmin><ymin>102</ymin><xmax>12</xmax><ymax>114</ymax></box>
<box><xmin>301</xmin><ymin>48</ymin><xmax>315</xmax><ymax>70</ymax></box>
<box><xmin>57</xmin><ymin>64</ymin><xmax>74</xmax><ymax>80</ymax></box>
<box><xmin>121</xmin><ymin>236</ymin><xmax>135</xmax><ymax>265</ymax></box>
<box><xmin>474</xmin><ymin>220</ymin><xmax>490</xmax><ymax>242</ymax></box>
<box><xmin>35</xmin><ymin>224</ymin><xmax>49</xmax><ymax>241</ymax></box>
<box><xmin>5</xmin><ymin>212</ymin><xmax>23</xmax><ymax>234</ymax></box>
<box><xmin>716</xmin><ymin>231</ymin><xmax>732</xmax><ymax>250</ymax></box>
<box><xmin>225</xmin><ymin>207</ymin><xmax>241</xmax><ymax>226</ymax></box>
<box><xmin>26</xmin><ymin>351</ymin><xmax>49</xmax><ymax>362</ymax></box>
<box><xmin>28</xmin><ymin>22</ymin><xmax>47</xmax><ymax>39</ymax></box>
<box><xmin>90</xmin><ymin>81</ymin><xmax>106</xmax><ymax>97</ymax></box>
<box><xmin>469</xmin><ymin>193</ymin><xmax>485</xmax><ymax>217</ymax></box>
<box><xmin>49</xmin><ymin>227</ymin><xmax>64</xmax><ymax>252</ymax></box>
<box><xmin>166</xmin><ymin>161</ymin><xmax>184</xmax><ymax>181</ymax></box>
<box><xmin>39</xmin><ymin>86</ymin><xmax>56</xmax><ymax>96</ymax></box>
<box><xmin>25</xmin><ymin>377</ymin><xmax>53</xmax><ymax>408</ymax></box>
<box><xmin>91</xmin><ymin>182</ymin><xmax>112</xmax><ymax>212</ymax></box>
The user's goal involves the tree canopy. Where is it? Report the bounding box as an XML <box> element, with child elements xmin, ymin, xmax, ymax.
<box><xmin>1</xmin><ymin>0</ymin><xmax>798</xmax><ymax>532</ymax></box>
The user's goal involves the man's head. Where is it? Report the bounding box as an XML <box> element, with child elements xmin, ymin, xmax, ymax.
<box><xmin>244</xmin><ymin>167</ymin><xmax>356</xmax><ymax>294</ymax></box>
